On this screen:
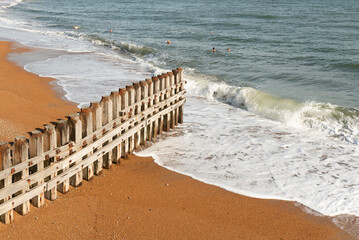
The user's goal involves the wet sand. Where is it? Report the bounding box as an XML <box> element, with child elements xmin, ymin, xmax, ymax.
<box><xmin>0</xmin><ymin>40</ymin><xmax>355</xmax><ymax>239</ymax></box>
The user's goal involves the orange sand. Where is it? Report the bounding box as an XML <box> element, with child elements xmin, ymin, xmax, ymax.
<box><xmin>0</xmin><ymin>41</ymin><xmax>77</xmax><ymax>142</ymax></box>
<box><xmin>0</xmin><ymin>41</ymin><xmax>355</xmax><ymax>239</ymax></box>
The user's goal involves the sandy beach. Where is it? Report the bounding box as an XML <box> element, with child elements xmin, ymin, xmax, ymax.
<box><xmin>0</xmin><ymin>40</ymin><xmax>355</xmax><ymax>239</ymax></box>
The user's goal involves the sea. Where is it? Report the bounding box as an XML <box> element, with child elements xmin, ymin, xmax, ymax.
<box><xmin>0</xmin><ymin>0</ymin><xmax>358</xmax><ymax>234</ymax></box>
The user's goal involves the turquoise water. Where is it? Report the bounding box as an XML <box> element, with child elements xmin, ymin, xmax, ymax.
<box><xmin>6</xmin><ymin>0</ymin><xmax>359</xmax><ymax>108</ymax></box>
<box><xmin>1</xmin><ymin>0</ymin><xmax>359</xmax><ymax>230</ymax></box>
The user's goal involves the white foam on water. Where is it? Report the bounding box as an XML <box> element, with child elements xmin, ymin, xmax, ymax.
<box><xmin>137</xmin><ymin>95</ymin><xmax>359</xmax><ymax>217</ymax></box>
<box><xmin>24</xmin><ymin>53</ymin><xmax>152</xmax><ymax>107</ymax></box>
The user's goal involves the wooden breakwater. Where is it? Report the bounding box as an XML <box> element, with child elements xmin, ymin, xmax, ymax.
<box><xmin>0</xmin><ymin>68</ymin><xmax>185</xmax><ymax>224</ymax></box>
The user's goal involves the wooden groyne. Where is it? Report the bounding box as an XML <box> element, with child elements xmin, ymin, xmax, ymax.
<box><xmin>0</xmin><ymin>68</ymin><xmax>185</xmax><ymax>224</ymax></box>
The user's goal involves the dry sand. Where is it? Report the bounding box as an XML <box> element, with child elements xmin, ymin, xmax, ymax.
<box><xmin>0</xmin><ymin>40</ymin><xmax>355</xmax><ymax>239</ymax></box>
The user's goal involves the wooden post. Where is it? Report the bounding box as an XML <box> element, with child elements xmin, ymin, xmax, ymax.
<box><xmin>91</xmin><ymin>102</ymin><xmax>102</xmax><ymax>132</ymax></box>
<box><xmin>55</xmin><ymin>120</ymin><xmax>70</xmax><ymax>193</ymax></box>
<box><xmin>110</xmin><ymin>91</ymin><xmax>121</xmax><ymax>120</ymax></box>
<box><xmin>29</xmin><ymin>130</ymin><xmax>45</xmax><ymax>207</ymax></box>
<box><xmin>101</xmin><ymin>96</ymin><xmax>113</xmax><ymax>169</ymax></box>
<box><xmin>81</xmin><ymin>107</ymin><xmax>96</xmax><ymax>178</ymax></box>
<box><xmin>0</xmin><ymin>142</ymin><xmax>13</xmax><ymax>224</ymax></box>
<box><xmin>168</xmin><ymin>72</ymin><xmax>176</xmax><ymax>129</ymax></box>
<box><xmin>68</xmin><ymin>113</ymin><xmax>83</xmax><ymax>187</ymax></box>
<box><xmin>91</xmin><ymin>101</ymin><xmax>102</xmax><ymax>173</ymax></box>
<box><xmin>158</xmin><ymin>75</ymin><xmax>165</xmax><ymax>135</ymax></box>
<box><xmin>13</xmin><ymin>136</ymin><xmax>31</xmax><ymax>214</ymax></box>
<box><xmin>152</xmin><ymin>76</ymin><xmax>159</xmax><ymax>139</ymax></box>
<box><xmin>146</xmin><ymin>79</ymin><xmax>153</xmax><ymax>141</ymax></box>
<box><xmin>173</xmin><ymin>69</ymin><xmax>180</xmax><ymax>125</ymax></box>
<box><xmin>111</xmin><ymin>91</ymin><xmax>121</xmax><ymax>164</ymax></box>
<box><xmin>43</xmin><ymin>125</ymin><xmax>58</xmax><ymax>201</ymax></box>
<box><xmin>101</xmin><ymin>96</ymin><xmax>113</xmax><ymax>127</ymax></box>
<box><xmin>119</xmin><ymin>88</ymin><xmax>129</xmax><ymax>159</ymax></box>
<box><xmin>140</xmin><ymin>80</ymin><xmax>148</xmax><ymax>145</ymax></box>
<box><xmin>164</xmin><ymin>74</ymin><xmax>171</xmax><ymax>132</ymax></box>
<box><xmin>133</xmin><ymin>83</ymin><xmax>141</xmax><ymax>149</ymax></box>
<box><xmin>126</xmin><ymin>85</ymin><xmax>135</xmax><ymax>154</ymax></box>
<box><xmin>178</xmin><ymin>68</ymin><xmax>184</xmax><ymax>123</ymax></box>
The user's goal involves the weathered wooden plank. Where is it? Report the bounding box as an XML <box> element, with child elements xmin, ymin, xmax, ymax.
<box><xmin>81</xmin><ymin>107</ymin><xmax>95</xmax><ymax>179</ymax></box>
<box><xmin>0</xmin><ymin>182</ymin><xmax>46</xmax><ymax>217</ymax></box>
<box><xmin>0</xmin><ymin>142</ymin><xmax>13</xmax><ymax>224</ymax></box>
<box><xmin>56</xmin><ymin>120</ymin><xmax>70</xmax><ymax>194</ymax></box>
<box><xmin>29</xmin><ymin>130</ymin><xmax>45</xmax><ymax>208</ymax></box>
<box><xmin>43</xmin><ymin>125</ymin><xmax>58</xmax><ymax>201</ymax></box>
<box><xmin>13</xmin><ymin>136</ymin><xmax>31</xmax><ymax>215</ymax></box>
<box><xmin>101</xmin><ymin>96</ymin><xmax>113</xmax><ymax>169</ymax></box>
<box><xmin>68</xmin><ymin>113</ymin><xmax>83</xmax><ymax>187</ymax></box>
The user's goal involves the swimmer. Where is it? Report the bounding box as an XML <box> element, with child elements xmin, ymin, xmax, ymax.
<box><xmin>227</xmin><ymin>48</ymin><xmax>230</xmax><ymax>52</ymax></box>
<box><xmin>110</xmin><ymin>29</ymin><xmax>113</xmax><ymax>33</ymax></box>
<box><xmin>167</xmin><ymin>40</ymin><xmax>171</xmax><ymax>45</ymax></box>
<box><xmin>73</xmin><ymin>25</ymin><xmax>80</xmax><ymax>30</ymax></box>
<box><xmin>212</xmin><ymin>47</ymin><xmax>216</xmax><ymax>52</ymax></box>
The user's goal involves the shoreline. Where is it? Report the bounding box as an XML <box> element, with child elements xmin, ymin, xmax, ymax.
<box><xmin>0</xmin><ymin>41</ymin><xmax>78</xmax><ymax>142</ymax></box>
<box><xmin>0</xmin><ymin>40</ymin><xmax>356</xmax><ymax>239</ymax></box>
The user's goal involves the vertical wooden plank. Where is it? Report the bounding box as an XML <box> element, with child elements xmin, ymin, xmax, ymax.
<box><xmin>112</xmin><ymin>91</ymin><xmax>122</xmax><ymax>164</ymax></box>
<box><xmin>81</xmin><ymin>107</ymin><xmax>96</xmax><ymax>178</ymax></box>
<box><xmin>168</xmin><ymin>72</ymin><xmax>176</xmax><ymax>129</ymax></box>
<box><xmin>91</xmin><ymin>102</ymin><xmax>102</xmax><ymax>132</ymax></box>
<box><xmin>146</xmin><ymin>79</ymin><xmax>153</xmax><ymax>141</ymax></box>
<box><xmin>164</xmin><ymin>73</ymin><xmax>171</xmax><ymax>132</ymax></box>
<box><xmin>101</xmin><ymin>96</ymin><xmax>113</xmax><ymax>127</ymax></box>
<box><xmin>100</xmin><ymin>96</ymin><xmax>113</xmax><ymax>169</ymax></box>
<box><xmin>0</xmin><ymin>142</ymin><xmax>13</xmax><ymax>224</ymax></box>
<box><xmin>152</xmin><ymin>76</ymin><xmax>159</xmax><ymax>139</ymax></box>
<box><xmin>140</xmin><ymin>80</ymin><xmax>148</xmax><ymax>145</ymax></box>
<box><xmin>68</xmin><ymin>113</ymin><xmax>83</xmax><ymax>187</ymax></box>
<box><xmin>43</xmin><ymin>125</ymin><xmax>58</xmax><ymax>201</ymax></box>
<box><xmin>173</xmin><ymin>69</ymin><xmax>180</xmax><ymax>125</ymax></box>
<box><xmin>178</xmin><ymin>68</ymin><xmax>184</xmax><ymax>123</ymax></box>
<box><xmin>119</xmin><ymin>88</ymin><xmax>129</xmax><ymax>159</ymax></box>
<box><xmin>133</xmin><ymin>83</ymin><xmax>141</xmax><ymax>150</ymax></box>
<box><xmin>55</xmin><ymin>120</ymin><xmax>70</xmax><ymax>193</ymax></box>
<box><xmin>126</xmin><ymin>85</ymin><xmax>135</xmax><ymax>154</ymax></box>
<box><xmin>13</xmin><ymin>136</ymin><xmax>31</xmax><ymax>214</ymax></box>
<box><xmin>110</xmin><ymin>91</ymin><xmax>121</xmax><ymax>120</ymax></box>
<box><xmin>29</xmin><ymin>130</ymin><xmax>45</xmax><ymax>207</ymax></box>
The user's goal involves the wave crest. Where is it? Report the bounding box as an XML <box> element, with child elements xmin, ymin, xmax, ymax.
<box><xmin>185</xmin><ymin>73</ymin><xmax>359</xmax><ymax>144</ymax></box>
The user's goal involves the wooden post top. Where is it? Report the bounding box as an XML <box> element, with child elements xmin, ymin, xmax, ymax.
<box><xmin>177</xmin><ymin>67</ymin><xmax>183</xmax><ymax>72</ymax></box>
<box><xmin>69</xmin><ymin>113</ymin><xmax>80</xmax><ymax>120</ymax></box>
<box><xmin>146</xmin><ymin>79</ymin><xmax>153</xmax><ymax>84</ymax></box>
<box><xmin>119</xmin><ymin>88</ymin><xmax>127</xmax><ymax>96</ymax></box>
<box><xmin>90</xmin><ymin>102</ymin><xmax>100</xmax><ymax>108</ymax></box>
<box><xmin>101</xmin><ymin>96</ymin><xmax>111</xmax><ymax>102</ymax></box>
<box><xmin>133</xmin><ymin>82</ymin><xmax>141</xmax><ymax>89</ymax></box>
<box><xmin>167</xmin><ymin>72</ymin><xmax>173</xmax><ymax>76</ymax></box>
<box><xmin>139</xmin><ymin>80</ymin><xmax>147</xmax><ymax>87</ymax></box>
<box><xmin>126</xmin><ymin>85</ymin><xmax>134</xmax><ymax>90</ymax></box>
<box><xmin>44</xmin><ymin>124</ymin><xmax>55</xmax><ymax>131</ymax></box>
<box><xmin>29</xmin><ymin>130</ymin><xmax>42</xmax><ymax>137</ymax></box>
<box><xmin>151</xmin><ymin>76</ymin><xmax>159</xmax><ymax>81</ymax></box>
<box><xmin>14</xmin><ymin>136</ymin><xmax>26</xmax><ymax>143</ymax></box>
<box><xmin>0</xmin><ymin>141</ymin><xmax>9</xmax><ymax>150</ymax></box>
<box><xmin>172</xmin><ymin>69</ymin><xmax>179</xmax><ymax>74</ymax></box>
<box><xmin>110</xmin><ymin>91</ymin><xmax>120</xmax><ymax>97</ymax></box>
<box><xmin>81</xmin><ymin>107</ymin><xmax>92</xmax><ymax>114</ymax></box>
<box><xmin>162</xmin><ymin>73</ymin><xmax>168</xmax><ymax>78</ymax></box>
